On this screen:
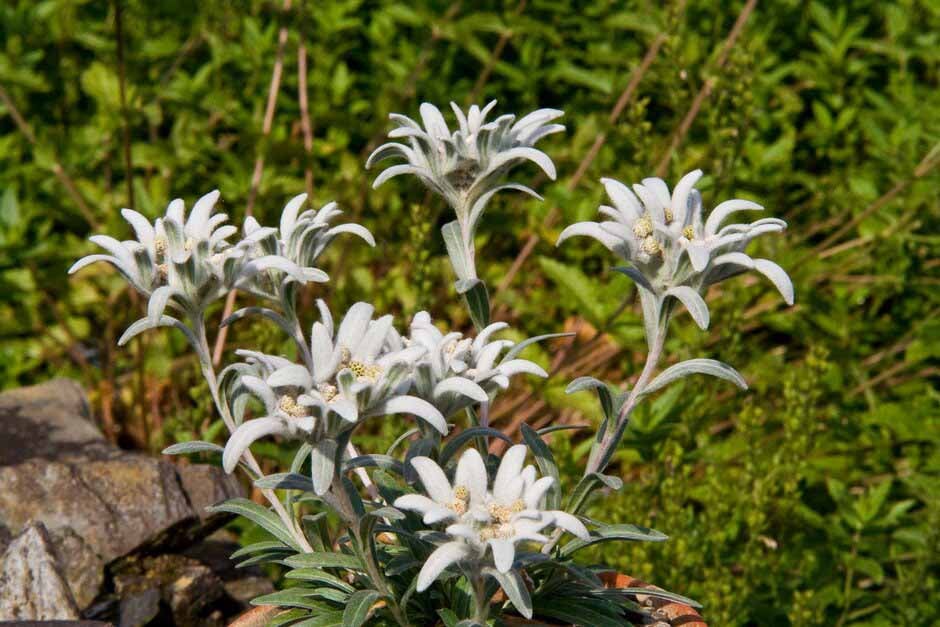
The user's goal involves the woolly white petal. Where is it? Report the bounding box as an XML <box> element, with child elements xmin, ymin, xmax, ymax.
<box><xmin>455</xmin><ymin>448</ymin><xmax>489</xmax><ymax>507</ymax></box>
<box><xmin>550</xmin><ymin>511</ymin><xmax>590</xmax><ymax>540</ymax></box>
<box><xmin>410</xmin><ymin>456</ymin><xmax>453</xmax><ymax>504</ymax></box>
<box><xmin>600</xmin><ymin>178</ymin><xmax>643</xmax><ymax>220</ymax></box>
<box><xmin>373</xmin><ymin>396</ymin><xmax>447</xmax><ymax>434</ymax></box>
<box><xmin>704</xmin><ymin>199</ymin><xmax>763</xmax><ymax>236</ymax></box>
<box><xmin>754</xmin><ymin>259</ymin><xmax>795</xmax><ymax>306</ymax></box>
<box><xmin>670</xmin><ymin>169</ymin><xmax>703</xmax><ymax>225</ymax></box>
<box><xmin>336</xmin><ymin>302</ymin><xmax>374</xmax><ymax>351</ymax></box>
<box><xmin>434</xmin><ymin>377</ymin><xmax>489</xmax><ymax>402</ymax></box>
<box><xmin>222</xmin><ymin>417</ymin><xmax>286</xmax><ymax>473</ymax></box>
<box><xmin>417</xmin><ymin>542</ymin><xmax>470</xmax><ymax>592</ymax></box>
<box><xmin>394</xmin><ymin>493</ymin><xmax>442</xmax><ymax>516</ymax></box>
<box><xmin>489</xmin><ymin>538</ymin><xmax>516</xmax><ymax>573</ymax></box>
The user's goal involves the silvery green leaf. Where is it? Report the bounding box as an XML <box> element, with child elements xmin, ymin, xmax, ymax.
<box><xmin>612</xmin><ymin>265</ymin><xmax>655</xmax><ymax>294</ymax></box>
<box><xmin>162</xmin><ymin>441</ymin><xmax>223</xmax><ymax>455</ymax></box>
<box><xmin>254</xmin><ymin>472</ymin><xmax>314</xmax><ymax>491</ymax></box>
<box><xmin>344</xmin><ymin>454</ymin><xmax>405</xmax><ymax>476</ymax></box>
<box><xmin>616</xmin><ymin>587</ymin><xmax>702</xmax><ymax>609</ymax></box>
<box><xmin>642</xmin><ymin>358</ymin><xmax>747</xmax><ymax>396</ymax></box>
<box><xmin>207</xmin><ymin>497</ymin><xmax>302</xmax><ymax>550</ymax></box>
<box><xmin>566</xmin><ymin>376</ymin><xmax>616</xmax><ymax>421</ymax></box>
<box><xmin>558</xmin><ymin>523</ymin><xmax>669</xmax><ymax>557</ymax></box>
<box><xmin>147</xmin><ymin>285</ymin><xmax>173</xmax><ymax>320</ymax></box>
<box><xmin>342</xmin><ymin>589</ymin><xmax>381</xmax><ymax>627</ymax></box>
<box><xmin>404</xmin><ymin>437</ymin><xmax>436</xmax><ymax>485</ymax></box>
<box><xmin>311</xmin><ymin>438</ymin><xmax>338</xmax><ymax>496</ymax></box>
<box><xmin>503</xmin><ymin>332</ymin><xmax>573</xmax><ymax>361</ymax></box>
<box><xmin>467</xmin><ymin>183</ymin><xmax>541</xmax><ymax>236</ymax></box>
<box><xmin>637</xmin><ymin>288</ymin><xmax>662</xmax><ymax>351</ymax></box>
<box><xmin>520</xmin><ymin>423</ymin><xmax>560</xmax><ymax>509</ymax></box>
<box><xmin>439</xmin><ymin>426</ymin><xmax>513</xmax><ymax>465</ymax></box>
<box><xmin>536</xmin><ymin>424</ymin><xmax>589</xmax><ymax>436</ymax></box>
<box><xmin>665</xmin><ymin>286</ymin><xmax>710</xmax><ymax>330</ymax></box>
<box><xmin>484</xmin><ymin>566</ymin><xmax>533</xmax><ymax>619</ymax></box>
<box><xmin>461</xmin><ymin>279</ymin><xmax>490</xmax><ymax>329</ymax></box>
<box><xmin>567</xmin><ymin>472</ymin><xmax>623</xmax><ymax>515</ymax></box>
<box><xmin>221</xmin><ymin>306</ymin><xmax>297</xmax><ymax>340</ymax></box>
<box><xmin>118</xmin><ymin>315</ymin><xmax>202</xmax><ymax>360</ymax></box>
<box><xmin>441</xmin><ymin>221</ymin><xmax>473</xmax><ymax>282</ymax></box>
<box><xmin>243</xmin><ymin>254</ymin><xmax>308</xmax><ymax>283</ymax></box>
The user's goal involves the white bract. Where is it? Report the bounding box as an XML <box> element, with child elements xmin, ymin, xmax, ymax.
<box><xmin>403</xmin><ymin>312</ymin><xmax>549</xmax><ymax>417</ymax></box>
<box><xmin>558</xmin><ymin>170</ymin><xmax>793</xmax><ymax>334</ymax></box>
<box><xmin>237</xmin><ymin>195</ymin><xmax>375</xmax><ymax>301</ymax></box>
<box><xmin>221</xmin><ymin>302</ymin><xmax>448</xmax><ymax>476</ymax></box>
<box><xmin>394</xmin><ymin>445</ymin><xmax>589</xmax><ymax>591</ymax></box>
<box><xmin>69</xmin><ymin>191</ymin><xmax>248</xmax><ymax>312</ymax></box>
<box><xmin>367</xmin><ymin>101</ymin><xmax>563</xmax><ymax>283</ymax></box>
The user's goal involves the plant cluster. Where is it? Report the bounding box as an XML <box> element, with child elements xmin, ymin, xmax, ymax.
<box><xmin>73</xmin><ymin>100</ymin><xmax>791</xmax><ymax>625</ymax></box>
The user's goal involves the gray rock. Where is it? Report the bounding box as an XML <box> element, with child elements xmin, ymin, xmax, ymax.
<box><xmin>0</xmin><ymin>379</ymin><xmax>109</xmax><ymax>465</ymax></box>
<box><xmin>0</xmin><ymin>380</ymin><xmax>245</xmax><ymax>610</ymax></box>
<box><xmin>0</xmin><ymin>521</ymin><xmax>80</xmax><ymax>620</ymax></box>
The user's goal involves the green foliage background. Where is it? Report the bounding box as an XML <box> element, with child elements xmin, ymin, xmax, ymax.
<box><xmin>1</xmin><ymin>1</ymin><xmax>938</xmax><ymax>624</ymax></box>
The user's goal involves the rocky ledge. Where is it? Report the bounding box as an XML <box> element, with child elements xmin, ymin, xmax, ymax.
<box><xmin>0</xmin><ymin>379</ymin><xmax>269</xmax><ymax>625</ymax></box>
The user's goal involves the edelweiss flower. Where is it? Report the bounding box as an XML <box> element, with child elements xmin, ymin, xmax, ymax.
<box><xmin>395</xmin><ymin>445</ymin><xmax>589</xmax><ymax>591</ymax></box>
<box><xmin>221</xmin><ymin>302</ymin><xmax>447</xmax><ymax>476</ymax></box>
<box><xmin>557</xmin><ymin>170</ymin><xmax>793</xmax><ymax>330</ymax></box>
<box><xmin>368</xmin><ymin>102</ymin><xmax>563</xmax><ymax>283</ymax></box>
<box><xmin>237</xmin><ymin>194</ymin><xmax>375</xmax><ymax>299</ymax></box>
<box><xmin>403</xmin><ymin>312</ymin><xmax>549</xmax><ymax>417</ymax></box>
<box><xmin>70</xmin><ymin>190</ymin><xmax>241</xmax><ymax>302</ymax></box>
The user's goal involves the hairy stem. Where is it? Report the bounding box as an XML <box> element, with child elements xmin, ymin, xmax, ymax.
<box><xmin>331</xmin><ymin>475</ymin><xmax>411</xmax><ymax>627</ymax></box>
<box><xmin>471</xmin><ymin>570</ymin><xmax>490</xmax><ymax>624</ymax></box>
<box><xmin>192</xmin><ymin>318</ymin><xmax>314</xmax><ymax>552</ymax></box>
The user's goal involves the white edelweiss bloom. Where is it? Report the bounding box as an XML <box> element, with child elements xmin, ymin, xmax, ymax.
<box><xmin>367</xmin><ymin>102</ymin><xmax>563</xmax><ymax>283</ymax></box>
<box><xmin>220</xmin><ymin>351</ymin><xmax>315</xmax><ymax>473</ymax></box>
<box><xmin>70</xmin><ymin>191</ymin><xmax>245</xmax><ymax>315</ymax></box>
<box><xmin>394</xmin><ymin>445</ymin><xmax>589</xmax><ymax>591</ymax></box>
<box><xmin>221</xmin><ymin>303</ymin><xmax>447</xmax><ymax>475</ymax></box>
<box><xmin>557</xmin><ymin>170</ymin><xmax>793</xmax><ymax>331</ymax></box>
<box><xmin>367</xmin><ymin>101</ymin><xmax>562</xmax><ymax>211</ymax></box>
<box><xmin>404</xmin><ymin>312</ymin><xmax>549</xmax><ymax>417</ymax></box>
<box><xmin>236</xmin><ymin>195</ymin><xmax>375</xmax><ymax>300</ymax></box>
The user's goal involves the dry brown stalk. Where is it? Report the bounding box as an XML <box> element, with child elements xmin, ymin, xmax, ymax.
<box><xmin>466</xmin><ymin>0</ymin><xmax>527</xmax><ymax>104</ymax></box>
<box><xmin>0</xmin><ymin>85</ymin><xmax>98</xmax><ymax>227</ymax></box>
<box><xmin>653</xmin><ymin>0</ymin><xmax>758</xmax><ymax>176</ymax></box>
<box><xmin>212</xmin><ymin>0</ymin><xmax>293</xmax><ymax>366</ymax></box>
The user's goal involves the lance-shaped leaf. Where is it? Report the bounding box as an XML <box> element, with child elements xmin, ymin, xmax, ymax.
<box><xmin>559</xmin><ymin>523</ymin><xmax>668</xmax><ymax>557</ymax></box>
<box><xmin>485</xmin><ymin>566</ymin><xmax>533</xmax><ymax>619</ymax></box>
<box><xmin>343</xmin><ymin>589</ymin><xmax>382</xmax><ymax>627</ymax></box>
<box><xmin>642</xmin><ymin>358</ymin><xmax>747</xmax><ymax>396</ymax></box>
<box><xmin>520</xmin><ymin>423</ymin><xmax>560</xmax><ymax>509</ymax></box>
<box><xmin>311</xmin><ymin>438</ymin><xmax>338</xmax><ymax>496</ymax></box>
<box><xmin>162</xmin><ymin>441</ymin><xmax>223</xmax><ymax>456</ymax></box>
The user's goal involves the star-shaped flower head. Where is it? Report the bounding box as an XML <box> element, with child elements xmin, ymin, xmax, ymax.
<box><xmin>219</xmin><ymin>350</ymin><xmax>316</xmax><ymax>474</ymax></box>
<box><xmin>558</xmin><ymin>170</ymin><xmax>793</xmax><ymax>334</ymax></box>
<box><xmin>403</xmin><ymin>312</ymin><xmax>549</xmax><ymax>417</ymax></box>
<box><xmin>368</xmin><ymin>102</ymin><xmax>563</xmax><ymax>283</ymax></box>
<box><xmin>221</xmin><ymin>301</ymin><xmax>448</xmax><ymax>487</ymax></box>
<box><xmin>69</xmin><ymin>191</ymin><xmax>243</xmax><ymax>307</ymax></box>
<box><xmin>237</xmin><ymin>194</ymin><xmax>375</xmax><ymax>301</ymax></box>
<box><xmin>394</xmin><ymin>445</ymin><xmax>589</xmax><ymax>593</ymax></box>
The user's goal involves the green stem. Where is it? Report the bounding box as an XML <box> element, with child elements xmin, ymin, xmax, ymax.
<box><xmin>191</xmin><ymin>316</ymin><xmax>314</xmax><ymax>552</ymax></box>
<box><xmin>331</xmin><ymin>475</ymin><xmax>411</xmax><ymax>627</ymax></box>
<box><xmin>471</xmin><ymin>570</ymin><xmax>490</xmax><ymax>624</ymax></box>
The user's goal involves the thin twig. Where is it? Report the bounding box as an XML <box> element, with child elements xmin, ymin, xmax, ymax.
<box><xmin>297</xmin><ymin>37</ymin><xmax>315</xmax><ymax>200</ymax></box>
<box><xmin>212</xmin><ymin>0</ymin><xmax>292</xmax><ymax>366</ymax></box>
<box><xmin>653</xmin><ymin>0</ymin><xmax>758</xmax><ymax>176</ymax></box>
<box><xmin>0</xmin><ymin>85</ymin><xmax>98</xmax><ymax>227</ymax></box>
<box><xmin>813</xmin><ymin>142</ymin><xmax>940</xmax><ymax>253</ymax></box>
<box><xmin>466</xmin><ymin>0</ymin><xmax>526</xmax><ymax>105</ymax></box>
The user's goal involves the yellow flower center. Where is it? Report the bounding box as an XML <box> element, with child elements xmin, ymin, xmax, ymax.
<box><xmin>278</xmin><ymin>395</ymin><xmax>307</xmax><ymax>418</ymax></box>
<box><xmin>449</xmin><ymin>485</ymin><xmax>469</xmax><ymax>514</ymax></box>
<box><xmin>317</xmin><ymin>382</ymin><xmax>338</xmax><ymax>402</ymax></box>
<box><xmin>632</xmin><ymin>214</ymin><xmax>653</xmax><ymax>238</ymax></box>
<box><xmin>664</xmin><ymin>207</ymin><xmax>674</xmax><ymax>223</ymax></box>
<box><xmin>641</xmin><ymin>236</ymin><xmax>661</xmax><ymax>255</ymax></box>
<box><xmin>348</xmin><ymin>360</ymin><xmax>382</xmax><ymax>382</ymax></box>
<box><xmin>683</xmin><ymin>225</ymin><xmax>695</xmax><ymax>240</ymax></box>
